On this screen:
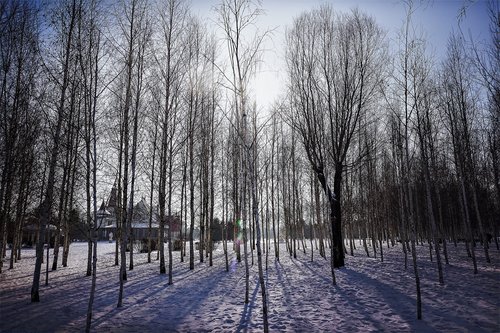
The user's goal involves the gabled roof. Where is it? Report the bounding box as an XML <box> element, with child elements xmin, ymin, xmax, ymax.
<box><xmin>97</xmin><ymin>200</ymin><xmax>112</xmax><ymax>217</ymax></box>
<box><xmin>133</xmin><ymin>197</ymin><xmax>150</xmax><ymax>219</ymax></box>
<box><xmin>107</xmin><ymin>180</ymin><xmax>118</xmax><ymax>208</ymax></box>
<box><xmin>104</xmin><ymin>182</ymin><xmax>159</xmax><ymax>224</ymax></box>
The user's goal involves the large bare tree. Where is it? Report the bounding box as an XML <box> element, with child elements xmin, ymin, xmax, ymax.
<box><xmin>285</xmin><ymin>6</ymin><xmax>386</xmax><ymax>276</ymax></box>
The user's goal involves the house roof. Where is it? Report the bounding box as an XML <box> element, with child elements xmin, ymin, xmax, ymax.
<box><xmin>102</xmin><ymin>184</ymin><xmax>161</xmax><ymax>224</ymax></box>
<box><xmin>97</xmin><ymin>200</ymin><xmax>112</xmax><ymax>217</ymax></box>
<box><xmin>133</xmin><ymin>197</ymin><xmax>150</xmax><ymax>220</ymax></box>
<box><xmin>104</xmin><ymin>221</ymin><xmax>160</xmax><ymax>229</ymax></box>
<box><xmin>107</xmin><ymin>181</ymin><xmax>118</xmax><ymax>208</ymax></box>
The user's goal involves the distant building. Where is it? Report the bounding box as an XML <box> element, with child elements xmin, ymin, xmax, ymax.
<box><xmin>98</xmin><ymin>183</ymin><xmax>181</xmax><ymax>242</ymax></box>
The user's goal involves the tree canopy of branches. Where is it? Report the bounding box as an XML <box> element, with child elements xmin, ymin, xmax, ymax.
<box><xmin>0</xmin><ymin>0</ymin><xmax>497</xmax><ymax>326</ymax></box>
<box><xmin>285</xmin><ymin>5</ymin><xmax>386</xmax><ymax>275</ymax></box>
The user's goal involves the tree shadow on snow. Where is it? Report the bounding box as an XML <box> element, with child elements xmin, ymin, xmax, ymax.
<box><xmin>236</xmin><ymin>277</ymin><xmax>260</xmax><ymax>333</ymax></box>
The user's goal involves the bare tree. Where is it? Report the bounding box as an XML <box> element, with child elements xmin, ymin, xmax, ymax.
<box><xmin>78</xmin><ymin>0</ymin><xmax>106</xmax><ymax>330</ymax></box>
<box><xmin>116</xmin><ymin>0</ymin><xmax>150</xmax><ymax>307</ymax></box>
<box><xmin>285</xmin><ymin>6</ymin><xmax>386</xmax><ymax>277</ymax></box>
<box><xmin>146</xmin><ymin>110</ymin><xmax>159</xmax><ymax>264</ymax></box>
<box><xmin>31</xmin><ymin>0</ymin><xmax>79</xmax><ymax>302</ymax></box>
<box><xmin>471</xmin><ymin>0</ymin><xmax>499</xmax><ymax>246</ymax></box>
<box><xmin>441</xmin><ymin>32</ymin><xmax>490</xmax><ymax>270</ymax></box>
<box><xmin>0</xmin><ymin>0</ymin><xmax>40</xmax><ymax>274</ymax></box>
<box><xmin>411</xmin><ymin>54</ymin><xmax>444</xmax><ymax>284</ymax></box>
<box><xmin>217</xmin><ymin>0</ymin><xmax>269</xmax><ymax>330</ymax></box>
<box><xmin>154</xmin><ymin>0</ymin><xmax>188</xmax><ymax>281</ymax></box>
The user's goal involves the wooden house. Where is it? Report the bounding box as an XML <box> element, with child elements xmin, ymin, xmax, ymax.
<box><xmin>98</xmin><ymin>184</ymin><xmax>181</xmax><ymax>242</ymax></box>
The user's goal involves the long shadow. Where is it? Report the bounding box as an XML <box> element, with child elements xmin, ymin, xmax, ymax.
<box><xmin>236</xmin><ymin>277</ymin><xmax>260</xmax><ymax>333</ymax></box>
<box><xmin>273</xmin><ymin>260</ymin><xmax>293</xmax><ymax>306</ymax></box>
<box><xmin>1</xmin><ymin>285</ymin><xmax>99</xmax><ymax>332</ymax></box>
<box><xmin>346</xmin><ymin>261</ymin><xmax>498</xmax><ymax>330</ymax></box>
<box><xmin>122</xmin><ymin>264</ymin><xmax>215</xmax><ymax>304</ymax></box>
<box><xmin>91</xmin><ymin>263</ymin><xmax>240</xmax><ymax>331</ymax></box>
<box><xmin>8</xmin><ymin>256</ymin><xmax>250</xmax><ymax>332</ymax></box>
<box><xmin>291</xmin><ymin>258</ymin><xmax>332</xmax><ymax>285</ymax></box>
<box><xmin>0</xmin><ymin>264</ymin><xmax>126</xmax><ymax>332</ymax></box>
<box><xmin>0</xmin><ymin>273</ymin><xmax>35</xmax><ymax>284</ymax></box>
<box><xmin>338</xmin><ymin>267</ymin><xmax>430</xmax><ymax>331</ymax></box>
<box><xmin>0</xmin><ymin>245</ymin><xmax>236</xmax><ymax>332</ymax></box>
<box><xmin>297</xmin><ymin>259</ymin><xmax>442</xmax><ymax>332</ymax></box>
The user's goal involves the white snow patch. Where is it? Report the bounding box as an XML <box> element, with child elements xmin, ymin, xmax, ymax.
<box><xmin>1</xmin><ymin>241</ymin><xmax>499</xmax><ymax>332</ymax></box>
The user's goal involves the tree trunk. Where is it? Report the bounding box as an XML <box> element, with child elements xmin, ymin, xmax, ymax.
<box><xmin>147</xmin><ymin>121</ymin><xmax>158</xmax><ymax>264</ymax></box>
<box><xmin>31</xmin><ymin>0</ymin><xmax>77</xmax><ymax>302</ymax></box>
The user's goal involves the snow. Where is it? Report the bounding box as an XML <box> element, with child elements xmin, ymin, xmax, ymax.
<box><xmin>1</xmin><ymin>240</ymin><xmax>499</xmax><ymax>332</ymax></box>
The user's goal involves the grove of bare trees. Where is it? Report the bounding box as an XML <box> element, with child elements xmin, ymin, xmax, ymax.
<box><xmin>0</xmin><ymin>0</ymin><xmax>498</xmax><ymax>330</ymax></box>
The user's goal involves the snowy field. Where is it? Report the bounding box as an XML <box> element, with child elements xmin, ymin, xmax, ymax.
<box><xmin>0</xmin><ymin>240</ymin><xmax>499</xmax><ymax>332</ymax></box>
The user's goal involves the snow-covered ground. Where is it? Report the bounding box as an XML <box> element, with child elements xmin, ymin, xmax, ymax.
<box><xmin>1</xmin><ymin>240</ymin><xmax>499</xmax><ymax>332</ymax></box>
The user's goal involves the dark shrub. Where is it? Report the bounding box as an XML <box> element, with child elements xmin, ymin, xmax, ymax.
<box><xmin>139</xmin><ymin>238</ymin><xmax>157</xmax><ymax>253</ymax></box>
<box><xmin>173</xmin><ymin>239</ymin><xmax>182</xmax><ymax>251</ymax></box>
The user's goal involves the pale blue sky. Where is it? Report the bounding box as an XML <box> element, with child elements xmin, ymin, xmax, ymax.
<box><xmin>191</xmin><ymin>0</ymin><xmax>493</xmax><ymax>110</ymax></box>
